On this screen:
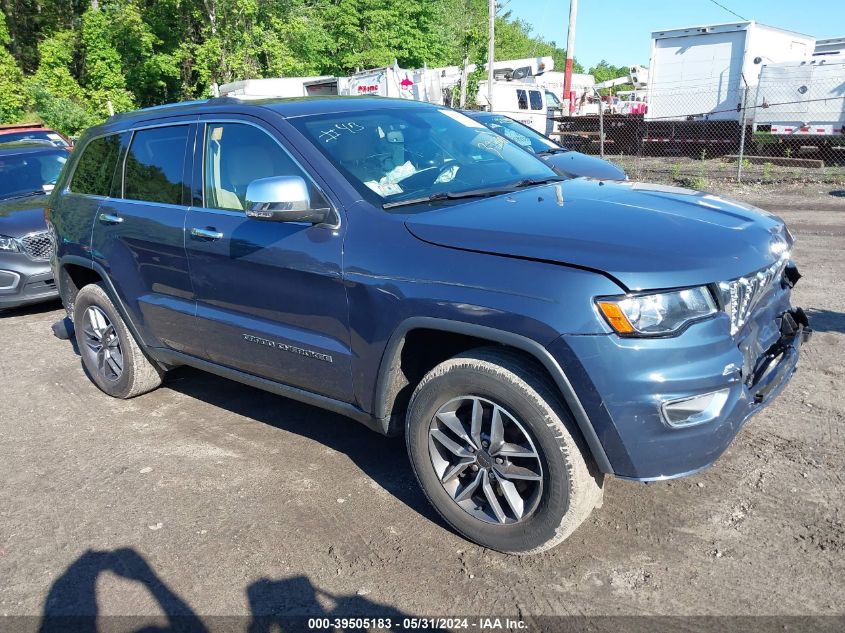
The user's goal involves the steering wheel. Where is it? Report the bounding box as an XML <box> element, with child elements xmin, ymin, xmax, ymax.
<box><xmin>398</xmin><ymin>162</ymin><xmax>463</xmax><ymax>192</ymax></box>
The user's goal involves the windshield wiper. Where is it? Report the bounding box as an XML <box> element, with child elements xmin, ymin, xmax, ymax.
<box><xmin>383</xmin><ymin>187</ymin><xmax>517</xmax><ymax>209</ymax></box>
<box><xmin>536</xmin><ymin>147</ymin><xmax>568</xmax><ymax>156</ymax></box>
<box><xmin>509</xmin><ymin>176</ymin><xmax>566</xmax><ymax>187</ymax></box>
<box><xmin>382</xmin><ymin>178</ymin><xmax>566</xmax><ymax>209</ymax></box>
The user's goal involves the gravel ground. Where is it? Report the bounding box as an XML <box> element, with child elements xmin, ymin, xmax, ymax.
<box><xmin>0</xmin><ymin>183</ymin><xmax>843</xmax><ymax>631</ymax></box>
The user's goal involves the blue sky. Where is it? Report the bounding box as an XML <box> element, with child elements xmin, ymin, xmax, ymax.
<box><xmin>507</xmin><ymin>0</ymin><xmax>844</xmax><ymax>70</ymax></box>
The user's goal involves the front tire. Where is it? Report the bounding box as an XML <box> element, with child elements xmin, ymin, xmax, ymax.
<box><xmin>406</xmin><ymin>347</ymin><xmax>603</xmax><ymax>554</ymax></box>
<box><xmin>73</xmin><ymin>283</ymin><xmax>163</xmax><ymax>399</ymax></box>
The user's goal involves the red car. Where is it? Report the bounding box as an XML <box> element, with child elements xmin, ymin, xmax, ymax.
<box><xmin>0</xmin><ymin>123</ymin><xmax>72</xmax><ymax>149</ymax></box>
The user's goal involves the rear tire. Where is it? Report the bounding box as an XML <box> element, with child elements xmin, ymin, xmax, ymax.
<box><xmin>406</xmin><ymin>347</ymin><xmax>603</xmax><ymax>554</ymax></box>
<box><xmin>73</xmin><ymin>283</ymin><xmax>163</xmax><ymax>399</ymax></box>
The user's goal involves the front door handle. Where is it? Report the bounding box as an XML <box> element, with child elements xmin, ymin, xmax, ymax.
<box><xmin>98</xmin><ymin>213</ymin><xmax>123</xmax><ymax>225</ymax></box>
<box><xmin>190</xmin><ymin>227</ymin><xmax>224</xmax><ymax>241</ymax></box>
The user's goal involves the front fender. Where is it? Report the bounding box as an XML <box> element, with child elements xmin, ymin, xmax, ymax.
<box><xmin>372</xmin><ymin>317</ymin><xmax>614</xmax><ymax>474</ymax></box>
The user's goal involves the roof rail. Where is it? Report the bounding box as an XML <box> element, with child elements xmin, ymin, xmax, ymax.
<box><xmin>106</xmin><ymin>99</ymin><xmax>212</xmax><ymax>123</ymax></box>
<box><xmin>105</xmin><ymin>96</ymin><xmax>273</xmax><ymax>123</ymax></box>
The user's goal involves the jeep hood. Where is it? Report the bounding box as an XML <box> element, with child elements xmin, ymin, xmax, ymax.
<box><xmin>403</xmin><ymin>180</ymin><xmax>788</xmax><ymax>291</ymax></box>
<box><xmin>0</xmin><ymin>194</ymin><xmax>48</xmax><ymax>237</ymax></box>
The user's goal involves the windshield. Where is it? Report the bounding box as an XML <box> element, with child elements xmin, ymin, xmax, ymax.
<box><xmin>0</xmin><ymin>130</ymin><xmax>69</xmax><ymax>148</ymax></box>
<box><xmin>0</xmin><ymin>151</ymin><xmax>68</xmax><ymax>199</ymax></box>
<box><xmin>545</xmin><ymin>91</ymin><xmax>562</xmax><ymax>109</ymax></box>
<box><xmin>291</xmin><ymin>107</ymin><xmax>557</xmax><ymax>207</ymax></box>
<box><xmin>476</xmin><ymin>115</ymin><xmax>561</xmax><ymax>154</ymax></box>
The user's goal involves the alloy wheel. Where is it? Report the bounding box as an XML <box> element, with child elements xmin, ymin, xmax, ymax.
<box><xmin>82</xmin><ymin>306</ymin><xmax>124</xmax><ymax>382</ymax></box>
<box><xmin>428</xmin><ymin>396</ymin><xmax>543</xmax><ymax>525</ymax></box>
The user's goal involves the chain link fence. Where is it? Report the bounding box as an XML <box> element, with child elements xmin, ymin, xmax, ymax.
<box><xmin>553</xmin><ymin>63</ymin><xmax>845</xmax><ymax>188</ymax></box>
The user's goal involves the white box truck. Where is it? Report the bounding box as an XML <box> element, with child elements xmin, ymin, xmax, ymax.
<box><xmin>341</xmin><ymin>65</ymin><xmax>446</xmax><ymax>104</ymax></box>
<box><xmin>218</xmin><ymin>77</ymin><xmax>332</xmax><ymax>98</ymax></box>
<box><xmin>753</xmin><ymin>56</ymin><xmax>845</xmax><ymax>146</ymax></box>
<box><xmin>646</xmin><ymin>22</ymin><xmax>814</xmax><ymax>122</ymax></box>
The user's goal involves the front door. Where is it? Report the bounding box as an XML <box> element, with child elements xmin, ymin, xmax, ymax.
<box><xmin>184</xmin><ymin>118</ymin><xmax>353</xmax><ymax>403</ymax></box>
<box><xmin>91</xmin><ymin>121</ymin><xmax>200</xmax><ymax>355</ymax></box>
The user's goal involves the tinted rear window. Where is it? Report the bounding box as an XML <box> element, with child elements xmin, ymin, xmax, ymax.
<box><xmin>529</xmin><ymin>90</ymin><xmax>543</xmax><ymax>110</ymax></box>
<box><xmin>71</xmin><ymin>135</ymin><xmax>122</xmax><ymax>196</ymax></box>
<box><xmin>124</xmin><ymin>126</ymin><xmax>189</xmax><ymax>205</ymax></box>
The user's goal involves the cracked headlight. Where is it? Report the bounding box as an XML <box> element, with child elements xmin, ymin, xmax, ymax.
<box><xmin>596</xmin><ymin>286</ymin><xmax>717</xmax><ymax>336</ymax></box>
<box><xmin>0</xmin><ymin>235</ymin><xmax>21</xmax><ymax>253</ymax></box>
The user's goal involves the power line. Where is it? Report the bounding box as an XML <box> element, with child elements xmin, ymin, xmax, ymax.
<box><xmin>706</xmin><ymin>0</ymin><xmax>747</xmax><ymax>21</ymax></box>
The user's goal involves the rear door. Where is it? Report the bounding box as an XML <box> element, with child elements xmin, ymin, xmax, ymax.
<box><xmin>183</xmin><ymin>116</ymin><xmax>353</xmax><ymax>402</ymax></box>
<box><xmin>91</xmin><ymin>119</ymin><xmax>201</xmax><ymax>355</ymax></box>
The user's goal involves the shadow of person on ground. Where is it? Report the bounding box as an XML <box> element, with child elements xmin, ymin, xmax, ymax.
<box><xmin>163</xmin><ymin>367</ymin><xmax>444</xmax><ymax>527</ymax></box>
<box><xmin>805</xmin><ymin>308</ymin><xmax>845</xmax><ymax>335</ymax></box>
<box><xmin>247</xmin><ymin>576</ymin><xmax>434</xmax><ymax>633</ymax></box>
<box><xmin>39</xmin><ymin>548</ymin><xmax>208</xmax><ymax>633</ymax></box>
<box><xmin>38</xmin><ymin>549</ymin><xmax>440</xmax><ymax>633</ymax></box>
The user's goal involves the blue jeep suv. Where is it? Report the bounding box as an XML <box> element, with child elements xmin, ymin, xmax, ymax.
<box><xmin>47</xmin><ymin>97</ymin><xmax>810</xmax><ymax>554</ymax></box>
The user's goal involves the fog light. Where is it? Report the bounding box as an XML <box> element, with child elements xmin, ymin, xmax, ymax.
<box><xmin>0</xmin><ymin>270</ymin><xmax>21</xmax><ymax>290</ymax></box>
<box><xmin>660</xmin><ymin>389</ymin><xmax>730</xmax><ymax>428</ymax></box>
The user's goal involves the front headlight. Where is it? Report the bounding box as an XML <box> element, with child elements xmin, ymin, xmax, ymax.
<box><xmin>0</xmin><ymin>235</ymin><xmax>21</xmax><ymax>253</ymax></box>
<box><xmin>596</xmin><ymin>286</ymin><xmax>717</xmax><ymax>336</ymax></box>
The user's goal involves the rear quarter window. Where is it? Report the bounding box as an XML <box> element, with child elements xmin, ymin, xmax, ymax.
<box><xmin>70</xmin><ymin>134</ymin><xmax>122</xmax><ymax>196</ymax></box>
<box><xmin>529</xmin><ymin>90</ymin><xmax>543</xmax><ymax>111</ymax></box>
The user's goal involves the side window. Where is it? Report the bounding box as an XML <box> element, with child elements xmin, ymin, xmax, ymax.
<box><xmin>123</xmin><ymin>126</ymin><xmax>189</xmax><ymax>205</ymax></box>
<box><xmin>70</xmin><ymin>134</ymin><xmax>122</xmax><ymax>196</ymax></box>
<box><xmin>203</xmin><ymin>122</ymin><xmax>328</xmax><ymax>212</ymax></box>
<box><xmin>516</xmin><ymin>89</ymin><xmax>528</xmax><ymax>110</ymax></box>
<box><xmin>545</xmin><ymin>90</ymin><xmax>562</xmax><ymax>108</ymax></box>
<box><xmin>529</xmin><ymin>90</ymin><xmax>543</xmax><ymax>111</ymax></box>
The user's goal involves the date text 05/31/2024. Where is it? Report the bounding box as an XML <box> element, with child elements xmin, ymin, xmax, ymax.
<box><xmin>307</xmin><ymin>617</ymin><xmax>528</xmax><ymax>630</ymax></box>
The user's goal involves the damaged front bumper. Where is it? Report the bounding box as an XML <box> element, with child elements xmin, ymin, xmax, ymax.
<box><xmin>548</xmin><ymin>269</ymin><xmax>811</xmax><ymax>481</ymax></box>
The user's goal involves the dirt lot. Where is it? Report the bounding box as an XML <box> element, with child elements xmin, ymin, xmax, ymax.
<box><xmin>0</xmin><ymin>183</ymin><xmax>843</xmax><ymax>631</ymax></box>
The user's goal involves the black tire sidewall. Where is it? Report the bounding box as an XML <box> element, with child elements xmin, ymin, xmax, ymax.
<box><xmin>73</xmin><ymin>285</ymin><xmax>136</xmax><ymax>398</ymax></box>
<box><xmin>407</xmin><ymin>363</ymin><xmax>572</xmax><ymax>553</ymax></box>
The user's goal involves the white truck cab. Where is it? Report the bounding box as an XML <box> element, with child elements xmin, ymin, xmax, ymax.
<box><xmin>477</xmin><ymin>81</ymin><xmax>552</xmax><ymax>135</ymax></box>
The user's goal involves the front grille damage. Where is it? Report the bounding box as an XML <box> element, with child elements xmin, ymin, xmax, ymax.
<box><xmin>718</xmin><ymin>259</ymin><xmax>789</xmax><ymax>336</ymax></box>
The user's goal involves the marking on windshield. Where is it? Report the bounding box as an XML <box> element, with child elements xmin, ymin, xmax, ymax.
<box><xmin>475</xmin><ymin>132</ymin><xmax>506</xmax><ymax>159</ymax></box>
<box><xmin>335</xmin><ymin>122</ymin><xmax>364</xmax><ymax>134</ymax></box>
<box><xmin>319</xmin><ymin>122</ymin><xmax>366</xmax><ymax>143</ymax></box>
<box><xmin>319</xmin><ymin>129</ymin><xmax>341</xmax><ymax>143</ymax></box>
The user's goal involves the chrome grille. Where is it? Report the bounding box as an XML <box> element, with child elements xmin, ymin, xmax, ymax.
<box><xmin>19</xmin><ymin>231</ymin><xmax>53</xmax><ymax>261</ymax></box>
<box><xmin>719</xmin><ymin>259</ymin><xmax>788</xmax><ymax>336</ymax></box>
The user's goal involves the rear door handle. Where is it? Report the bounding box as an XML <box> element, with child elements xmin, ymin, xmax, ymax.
<box><xmin>98</xmin><ymin>213</ymin><xmax>123</xmax><ymax>225</ymax></box>
<box><xmin>190</xmin><ymin>227</ymin><xmax>224</xmax><ymax>241</ymax></box>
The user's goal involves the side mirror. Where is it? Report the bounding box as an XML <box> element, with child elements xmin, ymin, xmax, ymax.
<box><xmin>245</xmin><ymin>176</ymin><xmax>331</xmax><ymax>224</ymax></box>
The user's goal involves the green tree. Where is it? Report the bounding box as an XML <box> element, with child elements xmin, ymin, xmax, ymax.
<box><xmin>108</xmin><ymin>0</ymin><xmax>181</xmax><ymax>106</ymax></box>
<box><xmin>27</xmin><ymin>30</ymin><xmax>97</xmax><ymax>136</ymax></box>
<box><xmin>0</xmin><ymin>8</ymin><xmax>31</xmax><ymax>122</ymax></box>
<box><xmin>4</xmin><ymin>0</ymin><xmax>593</xmax><ymax>125</ymax></box>
<box><xmin>589</xmin><ymin>59</ymin><xmax>632</xmax><ymax>93</ymax></box>
<box><xmin>81</xmin><ymin>4</ymin><xmax>135</xmax><ymax>115</ymax></box>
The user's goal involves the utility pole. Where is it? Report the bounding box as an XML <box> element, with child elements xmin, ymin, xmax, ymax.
<box><xmin>487</xmin><ymin>0</ymin><xmax>495</xmax><ymax>111</ymax></box>
<box><xmin>563</xmin><ymin>0</ymin><xmax>578</xmax><ymax>114</ymax></box>
<box><xmin>460</xmin><ymin>56</ymin><xmax>469</xmax><ymax>108</ymax></box>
